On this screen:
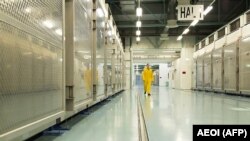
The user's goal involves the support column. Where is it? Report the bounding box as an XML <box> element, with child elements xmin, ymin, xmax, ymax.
<box><xmin>92</xmin><ymin>0</ymin><xmax>97</xmax><ymax>101</ymax></box>
<box><xmin>111</xmin><ymin>47</ymin><xmax>116</xmax><ymax>93</ymax></box>
<box><xmin>65</xmin><ymin>0</ymin><xmax>75</xmax><ymax>111</ymax></box>
<box><xmin>130</xmin><ymin>48</ymin><xmax>133</xmax><ymax>89</ymax></box>
<box><xmin>124</xmin><ymin>37</ymin><xmax>132</xmax><ymax>90</ymax></box>
<box><xmin>104</xmin><ymin>22</ymin><xmax>108</xmax><ymax>97</ymax></box>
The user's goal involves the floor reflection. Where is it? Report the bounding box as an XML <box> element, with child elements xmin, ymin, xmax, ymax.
<box><xmin>138</xmin><ymin>86</ymin><xmax>250</xmax><ymax>141</ymax></box>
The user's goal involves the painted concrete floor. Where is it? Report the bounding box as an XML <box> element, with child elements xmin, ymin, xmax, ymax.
<box><xmin>34</xmin><ymin>91</ymin><xmax>138</xmax><ymax>141</ymax></box>
<box><xmin>139</xmin><ymin>86</ymin><xmax>250</xmax><ymax>141</ymax></box>
<box><xmin>34</xmin><ymin>86</ymin><xmax>250</xmax><ymax>141</ymax></box>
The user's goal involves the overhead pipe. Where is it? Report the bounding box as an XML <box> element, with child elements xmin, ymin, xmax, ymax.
<box><xmin>166</xmin><ymin>0</ymin><xmax>178</xmax><ymax>28</ymax></box>
<box><xmin>161</xmin><ymin>0</ymin><xmax>178</xmax><ymax>36</ymax></box>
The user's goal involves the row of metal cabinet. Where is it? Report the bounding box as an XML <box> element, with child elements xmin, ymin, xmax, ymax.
<box><xmin>192</xmin><ymin>10</ymin><xmax>250</xmax><ymax>95</ymax></box>
<box><xmin>0</xmin><ymin>0</ymin><xmax>125</xmax><ymax>140</ymax></box>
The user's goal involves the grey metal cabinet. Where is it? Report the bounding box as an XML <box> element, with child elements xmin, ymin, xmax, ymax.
<box><xmin>223</xmin><ymin>42</ymin><xmax>238</xmax><ymax>93</ymax></box>
<box><xmin>239</xmin><ymin>38</ymin><xmax>250</xmax><ymax>94</ymax></box>
<box><xmin>212</xmin><ymin>47</ymin><xmax>223</xmax><ymax>91</ymax></box>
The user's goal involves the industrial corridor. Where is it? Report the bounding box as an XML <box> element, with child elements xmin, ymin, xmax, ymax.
<box><xmin>33</xmin><ymin>86</ymin><xmax>250</xmax><ymax>141</ymax></box>
<box><xmin>1</xmin><ymin>0</ymin><xmax>250</xmax><ymax>141</ymax></box>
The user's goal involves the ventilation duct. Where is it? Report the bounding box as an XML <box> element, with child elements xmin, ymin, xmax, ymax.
<box><xmin>120</xmin><ymin>1</ymin><xmax>135</xmax><ymax>14</ymax></box>
<box><xmin>166</xmin><ymin>0</ymin><xmax>178</xmax><ymax>28</ymax></box>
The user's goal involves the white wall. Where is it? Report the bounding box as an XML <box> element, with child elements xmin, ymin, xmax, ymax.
<box><xmin>131</xmin><ymin>36</ymin><xmax>195</xmax><ymax>49</ymax></box>
<box><xmin>159</xmin><ymin>64</ymin><xmax>169</xmax><ymax>86</ymax></box>
<box><xmin>180</xmin><ymin>48</ymin><xmax>194</xmax><ymax>89</ymax></box>
<box><xmin>124</xmin><ymin>49</ymin><xmax>131</xmax><ymax>89</ymax></box>
<box><xmin>129</xmin><ymin>36</ymin><xmax>195</xmax><ymax>89</ymax></box>
<box><xmin>173</xmin><ymin>59</ymin><xmax>181</xmax><ymax>89</ymax></box>
<box><xmin>170</xmin><ymin>48</ymin><xmax>194</xmax><ymax>90</ymax></box>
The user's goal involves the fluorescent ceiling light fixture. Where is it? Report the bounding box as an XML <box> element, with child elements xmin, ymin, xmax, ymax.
<box><xmin>108</xmin><ymin>30</ymin><xmax>112</xmax><ymax>36</ymax></box>
<box><xmin>136</xmin><ymin>30</ymin><xmax>141</xmax><ymax>36</ymax></box>
<box><xmin>172</xmin><ymin>55</ymin><xmax>179</xmax><ymax>57</ymax></box>
<box><xmin>84</xmin><ymin>12</ymin><xmax>88</xmax><ymax>18</ymax></box>
<box><xmin>55</xmin><ymin>29</ymin><xmax>62</xmax><ymax>36</ymax></box>
<box><xmin>136</xmin><ymin>7</ymin><xmax>143</xmax><ymax>17</ymax></box>
<box><xmin>134</xmin><ymin>50</ymin><xmax>144</xmax><ymax>53</ymax></box>
<box><xmin>136</xmin><ymin>21</ymin><xmax>142</xmax><ymax>27</ymax></box>
<box><xmin>136</xmin><ymin>37</ymin><xmax>141</xmax><ymax>42</ymax></box>
<box><xmin>224</xmin><ymin>50</ymin><xmax>234</xmax><ymax>53</ymax></box>
<box><xmin>183</xmin><ymin>28</ymin><xmax>190</xmax><ymax>34</ymax></box>
<box><xmin>101</xmin><ymin>21</ymin><xmax>105</xmax><ymax>28</ymax></box>
<box><xmin>243</xmin><ymin>36</ymin><xmax>250</xmax><ymax>42</ymax></box>
<box><xmin>177</xmin><ymin>35</ymin><xmax>183</xmax><ymax>41</ymax></box>
<box><xmin>23</xmin><ymin>52</ymin><xmax>32</xmax><ymax>55</ymax></box>
<box><xmin>84</xmin><ymin>55</ymin><xmax>91</xmax><ymax>59</ymax></box>
<box><xmin>203</xmin><ymin>6</ymin><xmax>213</xmax><ymax>15</ymax></box>
<box><xmin>25</xmin><ymin>7</ymin><xmax>31</xmax><ymax>13</ymax></box>
<box><xmin>96</xmin><ymin>8</ymin><xmax>104</xmax><ymax>18</ymax></box>
<box><xmin>191</xmin><ymin>20</ymin><xmax>199</xmax><ymax>26</ymax></box>
<box><xmin>163</xmin><ymin>50</ymin><xmax>175</xmax><ymax>53</ymax></box>
<box><xmin>43</xmin><ymin>20</ymin><xmax>54</xmax><ymax>29</ymax></box>
<box><xmin>213</xmin><ymin>54</ymin><xmax>221</xmax><ymax>57</ymax></box>
<box><xmin>77</xmin><ymin>51</ymin><xmax>90</xmax><ymax>53</ymax></box>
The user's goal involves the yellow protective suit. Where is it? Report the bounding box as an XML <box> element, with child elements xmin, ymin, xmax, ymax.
<box><xmin>142</xmin><ymin>67</ymin><xmax>154</xmax><ymax>94</ymax></box>
<box><xmin>142</xmin><ymin>67</ymin><xmax>147</xmax><ymax>93</ymax></box>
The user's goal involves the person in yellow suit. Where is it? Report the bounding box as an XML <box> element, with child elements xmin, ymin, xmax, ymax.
<box><xmin>142</xmin><ymin>66</ymin><xmax>147</xmax><ymax>94</ymax></box>
<box><xmin>142</xmin><ymin>64</ymin><xmax>154</xmax><ymax>96</ymax></box>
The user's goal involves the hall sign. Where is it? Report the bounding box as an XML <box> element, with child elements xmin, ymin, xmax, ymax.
<box><xmin>177</xmin><ymin>5</ymin><xmax>204</xmax><ymax>21</ymax></box>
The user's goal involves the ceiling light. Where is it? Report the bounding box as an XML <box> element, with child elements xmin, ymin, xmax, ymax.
<box><xmin>224</xmin><ymin>50</ymin><xmax>234</xmax><ymax>53</ymax></box>
<box><xmin>108</xmin><ymin>30</ymin><xmax>112</xmax><ymax>36</ymax></box>
<box><xmin>183</xmin><ymin>28</ymin><xmax>190</xmax><ymax>34</ymax></box>
<box><xmin>136</xmin><ymin>30</ymin><xmax>141</xmax><ymax>36</ymax></box>
<box><xmin>101</xmin><ymin>21</ymin><xmax>105</xmax><ymax>28</ymax></box>
<box><xmin>177</xmin><ymin>35</ymin><xmax>183</xmax><ymax>41</ymax></box>
<box><xmin>77</xmin><ymin>51</ymin><xmax>90</xmax><ymax>53</ymax></box>
<box><xmin>84</xmin><ymin>12</ymin><xmax>88</xmax><ymax>18</ymax></box>
<box><xmin>43</xmin><ymin>20</ymin><xmax>54</xmax><ymax>29</ymax></box>
<box><xmin>25</xmin><ymin>7</ymin><xmax>31</xmax><ymax>13</ymax></box>
<box><xmin>243</xmin><ymin>36</ymin><xmax>250</xmax><ymax>42</ymax></box>
<box><xmin>134</xmin><ymin>50</ymin><xmax>144</xmax><ymax>53</ymax></box>
<box><xmin>163</xmin><ymin>50</ymin><xmax>175</xmax><ymax>53</ymax></box>
<box><xmin>203</xmin><ymin>6</ymin><xmax>213</xmax><ymax>15</ymax></box>
<box><xmin>191</xmin><ymin>20</ymin><xmax>199</xmax><ymax>26</ymax></box>
<box><xmin>136</xmin><ymin>21</ymin><xmax>142</xmax><ymax>27</ymax></box>
<box><xmin>55</xmin><ymin>29</ymin><xmax>62</xmax><ymax>36</ymax></box>
<box><xmin>136</xmin><ymin>37</ymin><xmax>140</xmax><ymax>42</ymax></box>
<box><xmin>84</xmin><ymin>55</ymin><xmax>91</xmax><ymax>59</ymax></box>
<box><xmin>96</xmin><ymin>8</ymin><xmax>104</xmax><ymax>18</ymax></box>
<box><xmin>136</xmin><ymin>7</ymin><xmax>142</xmax><ymax>17</ymax></box>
